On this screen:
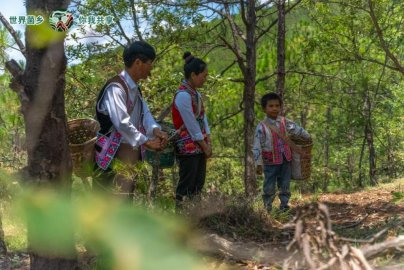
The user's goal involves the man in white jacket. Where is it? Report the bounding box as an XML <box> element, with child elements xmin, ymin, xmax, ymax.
<box><xmin>94</xmin><ymin>41</ymin><xmax>168</xmax><ymax>202</ymax></box>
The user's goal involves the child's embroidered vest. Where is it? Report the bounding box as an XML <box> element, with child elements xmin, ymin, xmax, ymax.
<box><xmin>94</xmin><ymin>74</ymin><xmax>144</xmax><ymax>170</ymax></box>
<box><xmin>172</xmin><ymin>82</ymin><xmax>207</xmax><ymax>155</ymax></box>
<box><xmin>261</xmin><ymin>117</ymin><xmax>292</xmax><ymax>165</ymax></box>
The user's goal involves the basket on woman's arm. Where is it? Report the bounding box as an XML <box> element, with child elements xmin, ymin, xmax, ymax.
<box><xmin>67</xmin><ymin>118</ymin><xmax>100</xmax><ymax>178</ymax></box>
<box><xmin>290</xmin><ymin>136</ymin><xmax>313</xmax><ymax>180</ymax></box>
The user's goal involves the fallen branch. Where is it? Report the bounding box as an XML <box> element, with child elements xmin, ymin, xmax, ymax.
<box><xmin>284</xmin><ymin>203</ymin><xmax>403</xmax><ymax>269</ymax></box>
<box><xmin>335</xmin><ymin>213</ymin><xmax>369</xmax><ymax>230</ymax></box>
<box><xmin>375</xmin><ymin>264</ymin><xmax>404</xmax><ymax>270</ymax></box>
<box><xmin>350</xmin><ymin>246</ymin><xmax>373</xmax><ymax>270</ymax></box>
<box><xmin>340</xmin><ymin>218</ymin><xmax>404</xmax><ymax>244</ymax></box>
<box><xmin>191</xmin><ymin>233</ymin><xmax>288</xmax><ymax>266</ymax></box>
<box><xmin>190</xmin><ymin>205</ymin><xmax>403</xmax><ymax>269</ymax></box>
<box><xmin>360</xmin><ymin>236</ymin><xmax>404</xmax><ymax>259</ymax></box>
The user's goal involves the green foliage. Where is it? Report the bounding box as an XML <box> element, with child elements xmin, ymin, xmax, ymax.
<box><xmin>26</xmin><ymin>12</ymin><xmax>67</xmax><ymax>48</ymax></box>
<box><xmin>0</xmin><ymin>170</ymin><xmax>26</xmax><ymax>252</ymax></box>
<box><xmin>205</xmin><ymin>148</ymin><xmax>244</xmax><ymax>195</ymax></box>
<box><xmin>64</xmin><ymin>0</ymin><xmax>403</xmax><ymax>194</ymax></box>
<box><xmin>1</xmin><ymin>0</ymin><xmax>402</xmax><ymax>199</ymax></box>
<box><xmin>391</xmin><ymin>190</ymin><xmax>404</xmax><ymax>204</ymax></box>
<box><xmin>0</xmin><ymin>26</ymin><xmax>10</xmax><ymax>67</ymax></box>
<box><xmin>197</xmin><ymin>195</ymin><xmax>275</xmax><ymax>242</ymax></box>
<box><xmin>0</xmin><ymin>4</ymin><xmax>403</xmax><ymax>268</ymax></box>
<box><xmin>0</xmin><ymin>170</ymin><xmax>22</xmax><ymax>201</ymax></box>
<box><xmin>17</xmin><ymin>189</ymin><xmax>203</xmax><ymax>269</ymax></box>
<box><xmin>0</xmin><ymin>74</ymin><xmax>25</xmax><ymax>169</ymax></box>
<box><xmin>65</xmin><ymin>46</ymin><xmax>121</xmax><ymax>119</ymax></box>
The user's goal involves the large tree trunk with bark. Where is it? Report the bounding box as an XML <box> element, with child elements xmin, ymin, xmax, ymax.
<box><xmin>243</xmin><ymin>82</ymin><xmax>256</xmax><ymax>196</ymax></box>
<box><xmin>23</xmin><ymin>36</ymin><xmax>73</xmax><ymax>190</ymax></box>
<box><xmin>22</xmin><ymin>1</ymin><xmax>77</xmax><ymax>269</ymax></box>
<box><xmin>242</xmin><ymin>0</ymin><xmax>257</xmax><ymax>196</ymax></box>
<box><xmin>24</xmin><ymin>49</ymin><xmax>78</xmax><ymax>265</ymax></box>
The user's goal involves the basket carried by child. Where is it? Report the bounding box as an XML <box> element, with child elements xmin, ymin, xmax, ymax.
<box><xmin>145</xmin><ymin>121</ymin><xmax>177</xmax><ymax>168</ymax></box>
<box><xmin>67</xmin><ymin>118</ymin><xmax>100</xmax><ymax>178</ymax></box>
<box><xmin>290</xmin><ymin>136</ymin><xmax>313</xmax><ymax>180</ymax></box>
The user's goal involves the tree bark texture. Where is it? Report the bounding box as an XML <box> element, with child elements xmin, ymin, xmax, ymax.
<box><xmin>23</xmin><ymin>1</ymin><xmax>77</xmax><ymax>269</ymax></box>
<box><xmin>365</xmin><ymin>123</ymin><xmax>377</xmax><ymax>186</ymax></box>
<box><xmin>0</xmin><ymin>214</ymin><xmax>6</xmax><ymax>254</ymax></box>
<box><xmin>364</xmin><ymin>86</ymin><xmax>377</xmax><ymax>186</ymax></box>
<box><xmin>276</xmin><ymin>0</ymin><xmax>286</xmax><ymax>104</ymax></box>
<box><xmin>243</xmin><ymin>0</ymin><xmax>258</xmax><ymax>196</ymax></box>
<box><xmin>323</xmin><ymin>107</ymin><xmax>331</xmax><ymax>192</ymax></box>
<box><xmin>358</xmin><ymin>137</ymin><xmax>366</xmax><ymax>188</ymax></box>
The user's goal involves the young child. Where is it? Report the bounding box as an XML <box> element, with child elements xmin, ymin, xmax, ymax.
<box><xmin>253</xmin><ymin>93</ymin><xmax>311</xmax><ymax>212</ymax></box>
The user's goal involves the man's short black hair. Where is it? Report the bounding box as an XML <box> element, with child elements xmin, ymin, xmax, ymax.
<box><xmin>261</xmin><ymin>92</ymin><xmax>283</xmax><ymax>108</ymax></box>
<box><xmin>123</xmin><ymin>41</ymin><xmax>156</xmax><ymax>68</ymax></box>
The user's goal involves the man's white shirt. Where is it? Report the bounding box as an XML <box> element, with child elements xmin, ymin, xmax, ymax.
<box><xmin>97</xmin><ymin>70</ymin><xmax>160</xmax><ymax>148</ymax></box>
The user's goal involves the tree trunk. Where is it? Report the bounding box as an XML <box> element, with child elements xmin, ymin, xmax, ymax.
<box><xmin>346</xmin><ymin>126</ymin><xmax>355</xmax><ymax>186</ymax></box>
<box><xmin>276</xmin><ymin>0</ymin><xmax>286</xmax><ymax>103</ymax></box>
<box><xmin>243</xmin><ymin>0</ymin><xmax>257</xmax><ymax>196</ymax></box>
<box><xmin>23</xmin><ymin>1</ymin><xmax>72</xmax><ymax>186</ymax></box>
<box><xmin>365</xmin><ymin>123</ymin><xmax>377</xmax><ymax>185</ymax></box>
<box><xmin>0</xmin><ymin>214</ymin><xmax>6</xmax><ymax>255</ymax></box>
<box><xmin>358</xmin><ymin>137</ymin><xmax>366</xmax><ymax>188</ymax></box>
<box><xmin>347</xmin><ymin>153</ymin><xmax>355</xmax><ymax>184</ymax></box>
<box><xmin>300</xmin><ymin>105</ymin><xmax>308</xmax><ymax>129</ymax></box>
<box><xmin>24</xmin><ymin>44</ymin><xmax>78</xmax><ymax>268</ymax></box>
<box><xmin>171</xmin><ymin>164</ymin><xmax>178</xmax><ymax>193</ymax></box>
<box><xmin>364</xmin><ymin>86</ymin><xmax>377</xmax><ymax>186</ymax></box>
<box><xmin>243</xmin><ymin>82</ymin><xmax>257</xmax><ymax>196</ymax></box>
<box><xmin>22</xmin><ymin>1</ymin><xmax>77</xmax><ymax>269</ymax></box>
<box><xmin>148</xmin><ymin>153</ymin><xmax>160</xmax><ymax>203</ymax></box>
<box><xmin>323</xmin><ymin>107</ymin><xmax>331</xmax><ymax>192</ymax></box>
<box><xmin>386</xmin><ymin>128</ymin><xmax>396</xmax><ymax>178</ymax></box>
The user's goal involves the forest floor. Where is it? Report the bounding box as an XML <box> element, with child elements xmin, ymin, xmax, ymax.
<box><xmin>197</xmin><ymin>178</ymin><xmax>404</xmax><ymax>269</ymax></box>
<box><xmin>0</xmin><ymin>178</ymin><xmax>403</xmax><ymax>269</ymax></box>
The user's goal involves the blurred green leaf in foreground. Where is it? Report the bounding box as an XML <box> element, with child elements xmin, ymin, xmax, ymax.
<box><xmin>18</xmin><ymin>189</ymin><xmax>205</xmax><ymax>270</ymax></box>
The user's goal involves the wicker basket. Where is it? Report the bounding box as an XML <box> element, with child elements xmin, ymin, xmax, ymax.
<box><xmin>291</xmin><ymin>137</ymin><xmax>313</xmax><ymax>180</ymax></box>
<box><xmin>145</xmin><ymin>147</ymin><xmax>175</xmax><ymax>169</ymax></box>
<box><xmin>145</xmin><ymin>122</ymin><xmax>176</xmax><ymax>168</ymax></box>
<box><xmin>67</xmin><ymin>118</ymin><xmax>100</xmax><ymax>178</ymax></box>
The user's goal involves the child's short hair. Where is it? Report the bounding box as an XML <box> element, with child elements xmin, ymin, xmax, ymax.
<box><xmin>261</xmin><ymin>93</ymin><xmax>283</xmax><ymax>108</ymax></box>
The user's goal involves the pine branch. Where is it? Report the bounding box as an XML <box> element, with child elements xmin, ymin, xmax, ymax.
<box><xmin>0</xmin><ymin>11</ymin><xmax>26</xmax><ymax>58</ymax></box>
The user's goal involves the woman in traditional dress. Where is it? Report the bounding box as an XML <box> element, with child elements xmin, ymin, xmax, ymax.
<box><xmin>171</xmin><ymin>52</ymin><xmax>212</xmax><ymax>209</ymax></box>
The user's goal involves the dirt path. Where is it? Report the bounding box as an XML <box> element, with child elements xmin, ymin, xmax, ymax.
<box><xmin>198</xmin><ymin>179</ymin><xmax>404</xmax><ymax>269</ymax></box>
<box><xmin>307</xmin><ymin>180</ymin><xmax>404</xmax><ymax>236</ymax></box>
